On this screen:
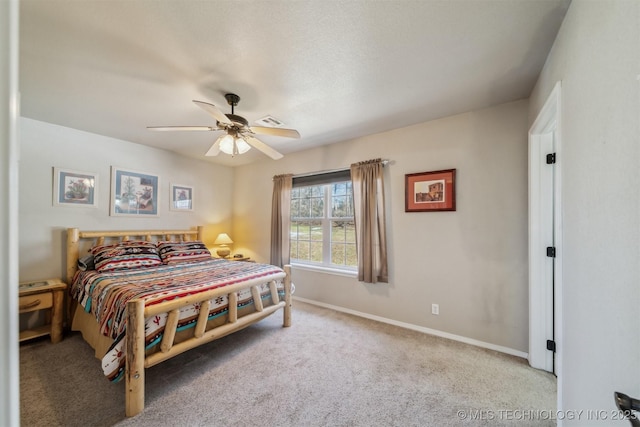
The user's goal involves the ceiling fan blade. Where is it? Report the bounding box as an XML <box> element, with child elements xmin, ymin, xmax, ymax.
<box><xmin>205</xmin><ymin>140</ymin><xmax>221</xmax><ymax>156</ymax></box>
<box><xmin>250</xmin><ymin>126</ymin><xmax>300</xmax><ymax>138</ymax></box>
<box><xmin>244</xmin><ymin>135</ymin><xmax>283</xmax><ymax>160</ymax></box>
<box><xmin>147</xmin><ymin>126</ymin><xmax>217</xmax><ymax>131</ymax></box>
<box><xmin>193</xmin><ymin>100</ymin><xmax>232</xmax><ymax>125</ymax></box>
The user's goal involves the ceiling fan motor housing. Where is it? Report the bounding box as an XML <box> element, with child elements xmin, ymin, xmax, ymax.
<box><xmin>223</xmin><ymin>113</ymin><xmax>249</xmax><ymax>128</ymax></box>
<box><xmin>221</xmin><ymin>93</ymin><xmax>249</xmax><ymax>129</ymax></box>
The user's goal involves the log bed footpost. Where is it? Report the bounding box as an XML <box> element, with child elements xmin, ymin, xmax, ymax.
<box><xmin>283</xmin><ymin>265</ymin><xmax>292</xmax><ymax>327</ymax></box>
<box><xmin>126</xmin><ymin>298</ymin><xmax>146</xmax><ymax>417</ymax></box>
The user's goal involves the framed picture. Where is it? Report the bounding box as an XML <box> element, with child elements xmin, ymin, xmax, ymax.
<box><xmin>110</xmin><ymin>167</ymin><xmax>159</xmax><ymax>216</ymax></box>
<box><xmin>53</xmin><ymin>167</ymin><xmax>97</xmax><ymax>207</ymax></box>
<box><xmin>170</xmin><ymin>183</ymin><xmax>194</xmax><ymax>212</ymax></box>
<box><xmin>405</xmin><ymin>169</ymin><xmax>456</xmax><ymax>212</ymax></box>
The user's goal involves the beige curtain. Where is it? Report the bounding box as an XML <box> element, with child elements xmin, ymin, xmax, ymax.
<box><xmin>350</xmin><ymin>159</ymin><xmax>388</xmax><ymax>283</ymax></box>
<box><xmin>270</xmin><ymin>174</ymin><xmax>293</xmax><ymax>267</ymax></box>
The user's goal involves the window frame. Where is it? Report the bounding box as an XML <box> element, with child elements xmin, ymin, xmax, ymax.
<box><xmin>290</xmin><ymin>178</ymin><xmax>357</xmax><ymax>273</ymax></box>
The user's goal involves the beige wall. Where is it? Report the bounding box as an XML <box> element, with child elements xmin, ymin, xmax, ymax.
<box><xmin>18</xmin><ymin>117</ymin><xmax>234</xmax><ymax>282</ymax></box>
<box><xmin>234</xmin><ymin>99</ymin><xmax>530</xmax><ymax>353</ymax></box>
<box><xmin>529</xmin><ymin>1</ymin><xmax>640</xmax><ymax>421</ymax></box>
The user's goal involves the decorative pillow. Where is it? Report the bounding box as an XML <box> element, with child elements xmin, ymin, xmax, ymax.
<box><xmin>157</xmin><ymin>241</ymin><xmax>212</xmax><ymax>264</ymax></box>
<box><xmin>77</xmin><ymin>254</ymin><xmax>95</xmax><ymax>271</ymax></box>
<box><xmin>91</xmin><ymin>241</ymin><xmax>163</xmax><ymax>272</ymax></box>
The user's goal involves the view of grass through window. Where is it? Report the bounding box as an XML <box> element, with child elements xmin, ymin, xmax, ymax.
<box><xmin>290</xmin><ymin>181</ymin><xmax>357</xmax><ymax>268</ymax></box>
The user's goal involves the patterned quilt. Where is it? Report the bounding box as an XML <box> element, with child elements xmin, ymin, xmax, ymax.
<box><xmin>70</xmin><ymin>258</ymin><xmax>286</xmax><ymax>382</ymax></box>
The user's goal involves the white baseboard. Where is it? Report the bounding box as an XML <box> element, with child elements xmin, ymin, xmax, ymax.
<box><xmin>293</xmin><ymin>296</ymin><xmax>528</xmax><ymax>360</ymax></box>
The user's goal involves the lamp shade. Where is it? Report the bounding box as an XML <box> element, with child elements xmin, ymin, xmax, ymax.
<box><xmin>214</xmin><ymin>233</ymin><xmax>234</xmax><ymax>245</ymax></box>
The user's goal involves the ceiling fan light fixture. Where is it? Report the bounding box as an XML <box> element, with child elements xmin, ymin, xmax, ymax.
<box><xmin>218</xmin><ymin>134</ymin><xmax>251</xmax><ymax>156</ymax></box>
<box><xmin>218</xmin><ymin>134</ymin><xmax>235</xmax><ymax>155</ymax></box>
<box><xmin>235</xmin><ymin>137</ymin><xmax>251</xmax><ymax>154</ymax></box>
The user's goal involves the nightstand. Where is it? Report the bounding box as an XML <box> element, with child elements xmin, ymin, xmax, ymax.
<box><xmin>18</xmin><ymin>278</ymin><xmax>67</xmax><ymax>344</ymax></box>
<box><xmin>215</xmin><ymin>256</ymin><xmax>252</xmax><ymax>262</ymax></box>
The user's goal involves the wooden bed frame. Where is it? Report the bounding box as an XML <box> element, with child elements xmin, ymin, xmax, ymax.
<box><xmin>66</xmin><ymin>226</ymin><xmax>292</xmax><ymax>417</ymax></box>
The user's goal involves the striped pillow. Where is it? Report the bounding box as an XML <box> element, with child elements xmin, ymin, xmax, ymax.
<box><xmin>91</xmin><ymin>241</ymin><xmax>163</xmax><ymax>272</ymax></box>
<box><xmin>157</xmin><ymin>241</ymin><xmax>212</xmax><ymax>264</ymax></box>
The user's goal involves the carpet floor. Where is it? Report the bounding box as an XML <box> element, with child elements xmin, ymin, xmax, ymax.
<box><xmin>20</xmin><ymin>301</ymin><xmax>556</xmax><ymax>426</ymax></box>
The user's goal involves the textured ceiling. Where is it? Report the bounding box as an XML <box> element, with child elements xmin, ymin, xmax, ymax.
<box><xmin>19</xmin><ymin>0</ymin><xmax>570</xmax><ymax>166</ymax></box>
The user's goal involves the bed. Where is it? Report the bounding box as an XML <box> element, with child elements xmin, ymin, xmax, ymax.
<box><xmin>66</xmin><ymin>226</ymin><xmax>292</xmax><ymax>417</ymax></box>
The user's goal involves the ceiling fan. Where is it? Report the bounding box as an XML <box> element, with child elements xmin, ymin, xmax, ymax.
<box><xmin>148</xmin><ymin>93</ymin><xmax>300</xmax><ymax>160</ymax></box>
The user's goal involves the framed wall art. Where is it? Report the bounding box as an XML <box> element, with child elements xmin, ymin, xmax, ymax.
<box><xmin>405</xmin><ymin>169</ymin><xmax>456</xmax><ymax>212</ymax></box>
<box><xmin>170</xmin><ymin>183</ymin><xmax>194</xmax><ymax>212</ymax></box>
<box><xmin>53</xmin><ymin>167</ymin><xmax>98</xmax><ymax>208</ymax></box>
<box><xmin>110</xmin><ymin>167</ymin><xmax>159</xmax><ymax>217</ymax></box>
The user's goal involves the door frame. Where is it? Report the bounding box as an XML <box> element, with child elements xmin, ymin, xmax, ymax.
<box><xmin>528</xmin><ymin>81</ymin><xmax>563</xmax><ymax>381</ymax></box>
<box><xmin>0</xmin><ymin>0</ymin><xmax>21</xmax><ymax>425</ymax></box>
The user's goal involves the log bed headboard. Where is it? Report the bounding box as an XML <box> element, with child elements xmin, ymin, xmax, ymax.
<box><xmin>66</xmin><ymin>226</ymin><xmax>203</xmax><ymax>283</ymax></box>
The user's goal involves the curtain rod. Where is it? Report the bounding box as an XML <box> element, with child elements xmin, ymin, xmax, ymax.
<box><xmin>291</xmin><ymin>159</ymin><xmax>390</xmax><ymax>179</ymax></box>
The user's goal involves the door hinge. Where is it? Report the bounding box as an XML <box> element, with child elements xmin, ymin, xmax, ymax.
<box><xmin>546</xmin><ymin>247</ymin><xmax>556</xmax><ymax>258</ymax></box>
<box><xmin>546</xmin><ymin>153</ymin><xmax>556</xmax><ymax>164</ymax></box>
<box><xmin>547</xmin><ymin>340</ymin><xmax>556</xmax><ymax>352</ymax></box>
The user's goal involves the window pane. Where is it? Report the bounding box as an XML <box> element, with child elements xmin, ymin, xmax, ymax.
<box><xmin>311</xmin><ymin>198</ymin><xmax>324</xmax><ymax>218</ymax></box>
<box><xmin>331</xmin><ymin>196</ymin><xmax>341</xmax><ymax>217</ymax></box>
<box><xmin>290</xmin><ymin>240</ymin><xmax>298</xmax><ymax>259</ymax></box>
<box><xmin>344</xmin><ymin>221</ymin><xmax>355</xmax><ymax>243</ymax></box>
<box><xmin>290</xmin><ymin>222</ymin><xmax>299</xmax><ymax>240</ymax></box>
<box><xmin>345</xmin><ymin>243</ymin><xmax>357</xmax><ymax>267</ymax></box>
<box><xmin>310</xmin><ymin>241</ymin><xmax>323</xmax><ymax>262</ymax></box>
<box><xmin>310</xmin><ymin>221</ymin><xmax>323</xmax><ymax>241</ymax></box>
<box><xmin>331</xmin><ymin>221</ymin><xmax>346</xmax><ymax>242</ymax></box>
<box><xmin>299</xmin><ymin>187</ymin><xmax>312</xmax><ymax>198</ymax></box>
<box><xmin>332</xmin><ymin>195</ymin><xmax>350</xmax><ymax>217</ymax></box>
<box><xmin>291</xmin><ymin>188</ymin><xmax>299</xmax><ymax>198</ymax></box>
<box><xmin>299</xmin><ymin>198</ymin><xmax>310</xmax><ymax>218</ymax></box>
<box><xmin>344</xmin><ymin>194</ymin><xmax>354</xmax><ymax>217</ymax></box>
<box><xmin>291</xmin><ymin>199</ymin><xmax>300</xmax><ymax>218</ymax></box>
<box><xmin>331</xmin><ymin>243</ymin><xmax>345</xmax><ymax>265</ymax></box>
<box><xmin>298</xmin><ymin>241</ymin><xmax>310</xmax><ymax>260</ymax></box>
<box><xmin>291</xmin><ymin>222</ymin><xmax>303</xmax><ymax>240</ymax></box>
<box><xmin>331</xmin><ymin>180</ymin><xmax>353</xmax><ymax>217</ymax></box>
<box><xmin>311</xmin><ymin>185</ymin><xmax>323</xmax><ymax>197</ymax></box>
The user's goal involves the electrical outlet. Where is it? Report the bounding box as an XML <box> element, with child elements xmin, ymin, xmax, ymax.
<box><xmin>431</xmin><ymin>304</ymin><xmax>439</xmax><ymax>315</ymax></box>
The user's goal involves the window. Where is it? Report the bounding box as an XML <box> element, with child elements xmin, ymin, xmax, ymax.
<box><xmin>290</xmin><ymin>179</ymin><xmax>356</xmax><ymax>270</ymax></box>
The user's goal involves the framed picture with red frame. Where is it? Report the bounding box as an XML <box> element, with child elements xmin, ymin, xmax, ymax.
<box><xmin>405</xmin><ymin>169</ymin><xmax>456</xmax><ymax>212</ymax></box>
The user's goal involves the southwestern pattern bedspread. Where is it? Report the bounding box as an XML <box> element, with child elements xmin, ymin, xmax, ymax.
<box><xmin>70</xmin><ymin>258</ymin><xmax>286</xmax><ymax>382</ymax></box>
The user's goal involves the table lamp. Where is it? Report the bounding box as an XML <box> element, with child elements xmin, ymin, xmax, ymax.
<box><xmin>213</xmin><ymin>233</ymin><xmax>233</xmax><ymax>258</ymax></box>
